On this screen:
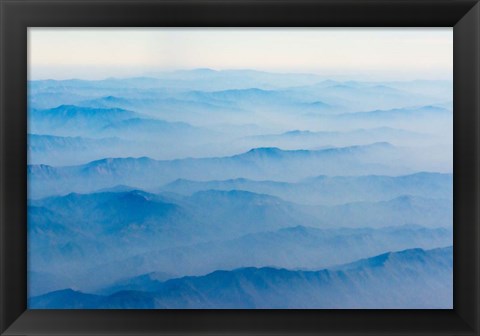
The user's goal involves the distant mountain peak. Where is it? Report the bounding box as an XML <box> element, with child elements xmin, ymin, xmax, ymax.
<box><xmin>192</xmin><ymin>68</ymin><xmax>218</xmax><ymax>73</ymax></box>
<box><xmin>337</xmin><ymin>246</ymin><xmax>439</xmax><ymax>272</ymax></box>
<box><xmin>240</xmin><ymin>147</ymin><xmax>285</xmax><ymax>158</ymax></box>
<box><xmin>282</xmin><ymin>225</ymin><xmax>311</xmax><ymax>235</ymax></box>
<box><xmin>50</xmin><ymin>104</ymin><xmax>132</xmax><ymax>113</ymax></box>
<box><xmin>190</xmin><ymin>189</ymin><xmax>284</xmax><ymax>206</ymax></box>
<box><xmin>230</xmin><ymin>142</ymin><xmax>393</xmax><ymax>161</ymax></box>
<box><xmin>82</xmin><ymin>156</ymin><xmax>156</xmax><ymax>172</ymax></box>
<box><xmin>421</xmin><ymin>105</ymin><xmax>446</xmax><ymax>111</ymax></box>
<box><xmin>247</xmin><ymin>147</ymin><xmax>282</xmax><ymax>154</ymax></box>
<box><xmin>283</xmin><ymin>130</ymin><xmax>313</xmax><ymax>136</ymax></box>
<box><xmin>94</xmin><ymin>95</ymin><xmax>131</xmax><ymax>104</ymax></box>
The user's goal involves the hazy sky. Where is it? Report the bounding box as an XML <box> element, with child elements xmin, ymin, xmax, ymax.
<box><xmin>28</xmin><ymin>28</ymin><xmax>452</xmax><ymax>81</ymax></box>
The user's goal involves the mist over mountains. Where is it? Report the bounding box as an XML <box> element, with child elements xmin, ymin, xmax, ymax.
<box><xmin>30</xmin><ymin>246</ymin><xmax>453</xmax><ymax>309</ymax></box>
<box><xmin>28</xmin><ymin>188</ymin><xmax>452</xmax><ymax>294</ymax></box>
<box><xmin>162</xmin><ymin>172</ymin><xmax>452</xmax><ymax>205</ymax></box>
<box><xmin>27</xmin><ymin>69</ymin><xmax>453</xmax><ymax>308</ymax></box>
<box><xmin>28</xmin><ymin>144</ymin><xmax>451</xmax><ymax>199</ymax></box>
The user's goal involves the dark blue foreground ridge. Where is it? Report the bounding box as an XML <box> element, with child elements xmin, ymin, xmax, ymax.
<box><xmin>29</xmin><ymin>246</ymin><xmax>452</xmax><ymax>309</ymax></box>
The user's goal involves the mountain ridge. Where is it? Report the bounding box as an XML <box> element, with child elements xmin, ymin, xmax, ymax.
<box><xmin>29</xmin><ymin>246</ymin><xmax>453</xmax><ymax>309</ymax></box>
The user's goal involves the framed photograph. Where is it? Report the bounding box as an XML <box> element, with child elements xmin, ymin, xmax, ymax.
<box><xmin>1</xmin><ymin>0</ymin><xmax>479</xmax><ymax>335</ymax></box>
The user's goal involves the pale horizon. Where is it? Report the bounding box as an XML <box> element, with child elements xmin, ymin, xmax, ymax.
<box><xmin>28</xmin><ymin>28</ymin><xmax>453</xmax><ymax>81</ymax></box>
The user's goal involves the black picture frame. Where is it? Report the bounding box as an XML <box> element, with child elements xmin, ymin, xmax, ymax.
<box><xmin>1</xmin><ymin>0</ymin><xmax>479</xmax><ymax>335</ymax></box>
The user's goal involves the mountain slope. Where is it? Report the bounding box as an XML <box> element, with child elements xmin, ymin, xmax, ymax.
<box><xmin>306</xmin><ymin>195</ymin><xmax>452</xmax><ymax>228</ymax></box>
<box><xmin>308</xmin><ymin>105</ymin><xmax>452</xmax><ymax>134</ymax></box>
<box><xmin>161</xmin><ymin>172</ymin><xmax>452</xmax><ymax>205</ymax></box>
<box><xmin>91</xmin><ymin>225</ymin><xmax>451</xmax><ymax>283</ymax></box>
<box><xmin>29</xmin><ymin>246</ymin><xmax>453</xmax><ymax>309</ymax></box>
<box><xmin>29</xmin><ymin>105</ymin><xmax>140</xmax><ymax>136</ymax></box>
<box><xmin>28</xmin><ymin>188</ymin><xmax>323</xmax><ymax>289</ymax></box>
<box><xmin>28</xmin><ymin>143</ymin><xmax>410</xmax><ymax>198</ymax></box>
<box><xmin>235</xmin><ymin>127</ymin><xmax>440</xmax><ymax>149</ymax></box>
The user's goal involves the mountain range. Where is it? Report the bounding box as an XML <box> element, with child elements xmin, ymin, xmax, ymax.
<box><xmin>161</xmin><ymin>172</ymin><xmax>452</xmax><ymax>205</ymax></box>
<box><xmin>28</xmin><ymin>187</ymin><xmax>452</xmax><ymax>293</ymax></box>
<box><xmin>28</xmin><ymin>143</ymin><xmax>432</xmax><ymax>198</ymax></box>
<box><xmin>29</xmin><ymin>246</ymin><xmax>453</xmax><ymax>309</ymax></box>
<box><xmin>27</xmin><ymin>70</ymin><xmax>454</xmax><ymax>309</ymax></box>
